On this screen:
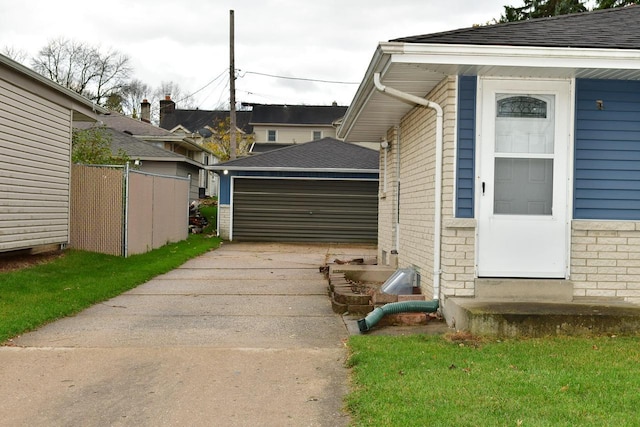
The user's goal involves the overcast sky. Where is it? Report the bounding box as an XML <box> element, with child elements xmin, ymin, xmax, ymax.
<box><xmin>1</xmin><ymin>0</ymin><xmax>509</xmax><ymax>109</ymax></box>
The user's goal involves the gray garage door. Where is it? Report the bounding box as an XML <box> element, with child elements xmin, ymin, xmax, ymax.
<box><xmin>232</xmin><ymin>178</ymin><xmax>378</xmax><ymax>242</ymax></box>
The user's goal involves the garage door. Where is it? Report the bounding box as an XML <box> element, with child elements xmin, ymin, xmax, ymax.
<box><xmin>232</xmin><ymin>178</ymin><xmax>378</xmax><ymax>242</ymax></box>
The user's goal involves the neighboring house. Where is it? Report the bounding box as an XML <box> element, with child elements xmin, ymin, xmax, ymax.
<box><xmin>248</xmin><ymin>103</ymin><xmax>347</xmax><ymax>148</ymax></box>
<box><xmin>158</xmin><ymin>95</ymin><xmax>253</xmax><ymax>139</ymax></box>
<box><xmin>0</xmin><ymin>53</ymin><xmax>107</xmax><ymax>253</ymax></box>
<box><xmin>209</xmin><ymin>137</ymin><xmax>379</xmax><ymax>242</ymax></box>
<box><xmin>157</xmin><ymin>97</ymin><xmax>366</xmax><ymax>153</ymax></box>
<box><xmin>337</xmin><ymin>7</ymin><xmax>640</xmax><ymax>326</ymax></box>
<box><xmin>94</xmin><ymin>112</ymin><xmax>218</xmax><ymax>200</ymax></box>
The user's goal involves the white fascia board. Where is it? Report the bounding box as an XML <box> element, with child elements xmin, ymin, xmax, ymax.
<box><xmin>205</xmin><ymin>166</ymin><xmax>378</xmax><ymax>174</ymax></box>
<box><xmin>138</xmin><ymin>156</ymin><xmax>204</xmax><ymax>167</ymax></box>
<box><xmin>337</xmin><ymin>46</ymin><xmax>389</xmax><ymax>140</ymax></box>
<box><xmin>382</xmin><ymin>42</ymin><xmax>640</xmax><ymax>71</ymax></box>
<box><xmin>338</xmin><ymin>41</ymin><xmax>640</xmax><ymax>141</ymax></box>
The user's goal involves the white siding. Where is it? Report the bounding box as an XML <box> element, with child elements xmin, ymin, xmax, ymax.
<box><xmin>253</xmin><ymin>125</ymin><xmax>337</xmax><ymax>144</ymax></box>
<box><xmin>0</xmin><ymin>78</ymin><xmax>72</xmax><ymax>251</ymax></box>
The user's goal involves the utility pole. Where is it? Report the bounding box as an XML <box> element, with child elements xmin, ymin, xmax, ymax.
<box><xmin>229</xmin><ymin>9</ymin><xmax>237</xmax><ymax>160</ymax></box>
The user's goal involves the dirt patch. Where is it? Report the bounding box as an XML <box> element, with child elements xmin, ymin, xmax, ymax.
<box><xmin>0</xmin><ymin>250</ymin><xmax>65</xmax><ymax>273</ymax></box>
<box><xmin>444</xmin><ymin>330</ymin><xmax>484</xmax><ymax>347</ymax></box>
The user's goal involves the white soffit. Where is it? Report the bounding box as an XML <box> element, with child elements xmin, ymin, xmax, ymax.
<box><xmin>339</xmin><ymin>42</ymin><xmax>640</xmax><ymax>142</ymax></box>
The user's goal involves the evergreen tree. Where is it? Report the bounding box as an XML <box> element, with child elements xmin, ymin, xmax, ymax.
<box><xmin>500</xmin><ymin>0</ymin><xmax>587</xmax><ymax>22</ymax></box>
<box><xmin>595</xmin><ymin>0</ymin><xmax>640</xmax><ymax>8</ymax></box>
<box><xmin>500</xmin><ymin>0</ymin><xmax>640</xmax><ymax>22</ymax></box>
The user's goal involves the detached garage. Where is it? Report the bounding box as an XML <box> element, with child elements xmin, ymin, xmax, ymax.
<box><xmin>210</xmin><ymin>138</ymin><xmax>379</xmax><ymax>243</ymax></box>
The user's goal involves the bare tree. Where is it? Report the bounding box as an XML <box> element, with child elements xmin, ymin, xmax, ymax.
<box><xmin>120</xmin><ymin>79</ymin><xmax>152</xmax><ymax>117</ymax></box>
<box><xmin>90</xmin><ymin>48</ymin><xmax>131</xmax><ymax>105</ymax></box>
<box><xmin>31</xmin><ymin>37</ymin><xmax>131</xmax><ymax>106</ymax></box>
<box><xmin>154</xmin><ymin>81</ymin><xmax>197</xmax><ymax>109</ymax></box>
<box><xmin>1</xmin><ymin>46</ymin><xmax>28</xmax><ymax>64</ymax></box>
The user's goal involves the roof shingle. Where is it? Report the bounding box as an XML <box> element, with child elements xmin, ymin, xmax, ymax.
<box><xmin>249</xmin><ymin>104</ymin><xmax>347</xmax><ymax>125</ymax></box>
<box><xmin>213</xmin><ymin>138</ymin><xmax>378</xmax><ymax>170</ymax></box>
<box><xmin>160</xmin><ymin>110</ymin><xmax>253</xmax><ymax>136</ymax></box>
<box><xmin>393</xmin><ymin>6</ymin><xmax>640</xmax><ymax>49</ymax></box>
<box><xmin>105</xmin><ymin>128</ymin><xmax>183</xmax><ymax>159</ymax></box>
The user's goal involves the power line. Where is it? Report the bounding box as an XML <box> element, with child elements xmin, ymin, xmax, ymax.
<box><xmin>239</xmin><ymin>70</ymin><xmax>359</xmax><ymax>85</ymax></box>
<box><xmin>173</xmin><ymin>69</ymin><xmax>228</xmax><ymax>105</ymax></box>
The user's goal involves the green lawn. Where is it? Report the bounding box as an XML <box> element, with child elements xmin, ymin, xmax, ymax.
<box><xmin>0</xmin><ymin>228</ymin><xmax>221</xmax><ymax>343</ymax></box>
<box><xmin>347</xmin><ymin>333</ymin><xmax>640</xmax><ymax>427</ymax></box>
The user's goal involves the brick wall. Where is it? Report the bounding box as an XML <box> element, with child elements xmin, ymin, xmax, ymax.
<box><xmin>571</xmin><ymin>221</ymin><xmax>640</xmax><ymax>304</ymax></box>
<box><xmin>379</xmin><ymin>76</ymin><xmax>457</xmax><ymax>299</ymax></box>
<box><xmin>441</xmin><ymin>218</ymin><xmax>476</xmax><ymax>297</ymax></box>
<box><xmin>218</xmin><ymin>205</ymin><xmax>231</xmax><ymax>240</ymax></box>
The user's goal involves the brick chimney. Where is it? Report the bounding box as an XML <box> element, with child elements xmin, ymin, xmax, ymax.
<box><xmin>140</xmin><ymin>99</ymin><xmax>151</xmax><ymax>123</ymax></box>
<box><xmin>159</xmin><ymin>95</ymin><xmax>176</xmax><ymax>129</ymax></box>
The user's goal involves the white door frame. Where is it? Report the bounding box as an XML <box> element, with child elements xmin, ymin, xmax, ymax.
<box><xmin>475</xmin><ymin>77</ymin><xmax>574</xmax><ymax>278</ymax></box>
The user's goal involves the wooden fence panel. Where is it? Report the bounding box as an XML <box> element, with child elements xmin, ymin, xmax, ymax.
<box><xmin>126</xmin><ymin>172</ymin><xmax>154</xmax><ymax>256</ymax></box>
<box><xmin>70</xmin><ymin>165</ymin><xmax>124</xmax><ymax>256</ymax></box>
<box><xmin>71</xmin><ymin>165</ymin><xmax>189</xmax><ymax>257</ymax></box>
<box><xmin>127</xmin><ymin>170</ymin><xmax>189</xmax><ymax>256</ymax></box>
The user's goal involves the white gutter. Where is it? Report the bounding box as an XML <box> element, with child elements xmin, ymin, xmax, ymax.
<box><xmin>373</xmin><ymin>73</ymin><xmax>443</xmax><ymax>302</ymax></box>
<box><xmin>205</xmin><ymin>166</ymin><xmax>378</xmax><ymax>174</ymax></box>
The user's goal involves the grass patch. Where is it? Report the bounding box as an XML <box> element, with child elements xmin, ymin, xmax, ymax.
<box><xmin>0</xmin><ymin>231</ymin><xmax>221</xmax><ymax>344</ymax></box>
<box><xmin>200</xmin><ymin>205</ymin><xmax>217</xmax><ymax>230</ymax></box>
<box><xmin>347</xmin><ymin>333</ymin><xmax>640</xmax><ymax>426</ymax></box>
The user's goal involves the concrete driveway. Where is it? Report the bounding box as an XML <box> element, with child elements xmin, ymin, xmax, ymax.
<box><xmin>0</xmin><ymin>242</ymin><xmax>376</xmax><ymax>426</ymax></box>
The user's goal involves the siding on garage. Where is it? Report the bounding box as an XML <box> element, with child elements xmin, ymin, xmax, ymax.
<box><xmin>574</xmin><ymin>79</ymin><xmax>640</xmax><ymax>220</ymax></box>
<box><xmin>0</xmin><ymin>77</ymin><xmax>73</xmax><ymax>252</ymax></box>
<box><xmin>232</xmin><ymin>178</ymin><xmax>378</xmax><ymax>242</ymax></box>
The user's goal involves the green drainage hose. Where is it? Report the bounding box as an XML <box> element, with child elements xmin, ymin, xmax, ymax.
<box><xmin>357</xmin><ymin>300</ymin><xmax>439</xmax><ymax>333</ymax></box>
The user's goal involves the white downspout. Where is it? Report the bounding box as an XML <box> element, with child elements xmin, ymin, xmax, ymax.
<box><xmin>373</xmin><ymin>73</ymin><xmax>443</xmax><ymax>301</ymax></box>
<box><xmin>394</xmin><ymin>126</ymin><xmax>401</xmax><ymax>255</ymax></box>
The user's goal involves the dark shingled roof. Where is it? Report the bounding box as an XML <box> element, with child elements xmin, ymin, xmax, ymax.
<box><xmin>250</xmin><ymin>143</ymin><xmax>296</xmax><ymax>153</ymax></box>
<box><xmin>214</xmin><ymin>137</ymin><xmax>378</xmax><ymax>170</ymax></box>
<box><xmin>105</xmin><ymin>128</ymin><xmax>183</xmax><ymax>159</ymax></box>
<box><xmin>100</xmin><ymin>112</ymin><xmax>172</xmax><ymax>137</ymax></box>
<box><xmin>159</xmin><ymin>109</ymin><xmax>253</xmax><ymax>136</ymax></box>
<box><xmin>250</xmin><ymin>104</ymin><xmax>348</xmax><ymax>125</ymax></box>
<box><xmin>393</xmin><ymin>6</ymin><xmax>640</xmax><ymax>49</ymax></box>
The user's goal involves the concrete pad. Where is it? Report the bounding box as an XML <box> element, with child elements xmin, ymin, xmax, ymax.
<box><xmin>128</xmin><ymin>278</ymin><xmax>328</xmax><ymax>295</ymax></box>
<box><xmin>447</xmin><ymin>298</ymin><xmax>640</xmax><ymax>337</ymax></box>
<box><xmin>11</xmin><ymin>315</ymin><xmax>347</xmax><ymax>349</ymax></box>
<box><xmin>158</xmin><ymin>268</ymin><xmax>322</xmax><ymax>280</ymax></box>
<box><xmin>1</xmin><ymin>242</ymin><xmax>367</xmax><ymax>426</ymax></box>
<box><xmin>0</xmin><ymin>347</ymin><xmax>349</xmax><ymax>427</ymax></box>
<box><xmin>12</xmin><ymin>294</ymin><xmax>338</xmax><ymax>319</ymax></box>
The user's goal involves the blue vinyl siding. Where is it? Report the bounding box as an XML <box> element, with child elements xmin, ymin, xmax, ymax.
<box><xmin>456</xmin><ymin>76</ymin><xmax>477</xmax><ymax>218</ymax></box>
<box><xmin>574</xmin><ymin>79</ymin><xmax>640</xmax><ymax>220</ymax></box>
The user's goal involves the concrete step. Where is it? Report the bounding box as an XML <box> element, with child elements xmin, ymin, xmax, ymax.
<box><xmin>475</xmin><ymin>279</ymin><xmax>573</xmax><ymax>302</ymax></box>
<box><xmin>446</xmin><ymin>298</ymin><xmax>640</xmax><ymax>337</ymax></box>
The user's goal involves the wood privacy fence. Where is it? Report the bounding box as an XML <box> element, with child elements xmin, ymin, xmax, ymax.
<box><xmin>70</xmin><ymin>164</ymin><xmax>189</xmax><ymax>256</ymax></box>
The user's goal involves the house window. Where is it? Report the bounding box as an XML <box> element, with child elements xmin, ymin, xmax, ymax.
<box><xmin>312</xmin><ymin>131</ymin><xmax>322</xmax><ymax>140</ymax></box>
<box><xmin>267</xmin><ymin>130</ymin><xmax>277</xmax><ymax>142</ymax></box>
<box><xmin>497</xmin><ymin>96</ymin><xmax>547</xmax><ymax>118</ymax></box>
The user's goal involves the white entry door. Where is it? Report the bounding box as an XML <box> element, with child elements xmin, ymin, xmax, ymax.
<box><xmin>477</xmin><ymin>79</ymin><xmax>571</xmax><ymax>278</ymax></box>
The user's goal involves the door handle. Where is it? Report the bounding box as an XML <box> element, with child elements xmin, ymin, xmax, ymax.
<box><xmin>482</xmin><ymin>182</ymin><xmax>485</xmax><ymax>195</ymax></box>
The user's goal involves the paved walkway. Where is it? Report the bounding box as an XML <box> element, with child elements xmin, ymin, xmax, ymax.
<box><xmin>0</xmin><ymin>242</ymin><xmax>377</xmax><ymax>426</ymax></box>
